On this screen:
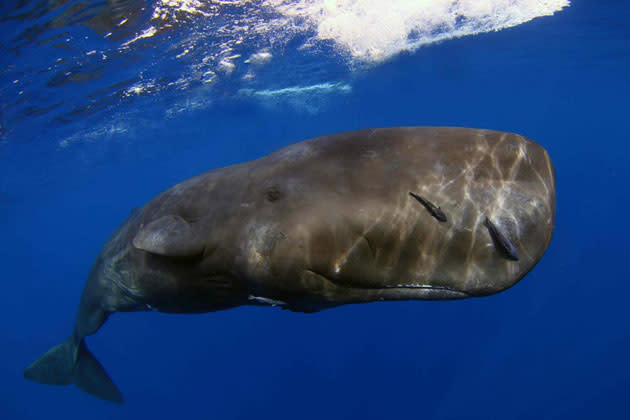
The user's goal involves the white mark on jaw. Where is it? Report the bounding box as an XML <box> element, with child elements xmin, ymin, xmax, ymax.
<box><xmin>248</xmin><ymin>295</ymin><xmax>286</xmax><ymax>307</ymax></box>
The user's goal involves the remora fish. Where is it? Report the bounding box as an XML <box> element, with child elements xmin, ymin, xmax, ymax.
<box><xmin>24</xmin><ymin>127</ymin><xmax>556</xmax><ymax>402</ymax></box>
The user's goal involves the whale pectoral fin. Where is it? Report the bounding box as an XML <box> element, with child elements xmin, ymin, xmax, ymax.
<box><xmin>132</xmin><ymin>215</ymin><xmax>205</xmax><ymax>258</ymax></box>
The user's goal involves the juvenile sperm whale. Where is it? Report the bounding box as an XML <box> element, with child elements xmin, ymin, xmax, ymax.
<box><xmin>24</xmin><ymin>127</ymin><xmax>556</xmax><ymax>402</ymax></box>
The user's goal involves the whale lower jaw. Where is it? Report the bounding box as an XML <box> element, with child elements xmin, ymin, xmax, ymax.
<box><xmin>300</xmin><ymin>269</ymin><xmax>471</xmax><ymax>303</ymax></box>
<box><xmin>342</xmin><ymin>284</ymin><xmax>471</xmax><ymax>301</ymax></box>
<box><xmin>247</xmin><ymin>274</ymin><xmax>471</xmax><ymax>313</ymax></box>
<box><xmin>379</xmin><ymin>284</ymin><xmax>470</xmax><ymax>299</ymax></box>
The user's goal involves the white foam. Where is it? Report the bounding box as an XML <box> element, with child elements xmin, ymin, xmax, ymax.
<box><xmin>239</xmin><ymin>82</ymin><xmax>352</xmax><ymax>113</ymax></box>
<box><xmin>122</xmin><ymin>26</ymin><xmax>158</xmax><ymax>47</ymax></box>
<box><xmin>58</xmin><ymin>123</ymin><xmax>129</xmax><ymax>149</ymax></box>
<box><xmin>245</xmin><ymin>51</ymin><xmax>273</xmax><ymax>65</ymax></box>
<box><xmin>217</xmin><ymin>58</ymin><xmax>236</xmax><ymax>74</ymax></box>
<box><xmin>267</xmin><ymin>0</ymin><xmax>571</xmax><ymax>62</ymax></box>
<box><xmin>242</xmin><ymin>82</ymin><xmax>352</xmax><ymax>98</ymax></box>
<box><xmin>153</xmin><ymin>0</ymin><xmax>212</xmax><ymax>20</ymax></box>
<box><xmin>136</xmin><ymin>0</ymin><xmax>569</xmax><ymax>98</ymax></box>
<box><xmin>111</xmin><ymin>0</ymin><xmax>569</xmax><ymax>115</ymax></box>
<box><xmin>123</xmin><ymin>80</ymin><xmax>157</xmax><ymax>97</ymax></box>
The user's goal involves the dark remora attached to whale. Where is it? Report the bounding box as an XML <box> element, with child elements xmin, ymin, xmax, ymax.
<box><xmin>24</xmin><ymin>127</ymin><xmax>556</xmax><ymax>402</ymax></box>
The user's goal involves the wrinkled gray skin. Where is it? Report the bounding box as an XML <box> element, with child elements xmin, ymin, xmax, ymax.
<box><xmin>25</xmin><ymin>127</ymin><xmax>555</xmax><ymax>402</ymax></box>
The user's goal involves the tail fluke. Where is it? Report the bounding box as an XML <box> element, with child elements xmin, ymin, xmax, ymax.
<box><xmin>74</xmin><ymin>341</ymin><xmax>123</xmax><ymax>402</ymax></box>
<box><xmin>24</xmin><ymin>337</ymin><xmax>124</xmax><ymax>403</ymax></box>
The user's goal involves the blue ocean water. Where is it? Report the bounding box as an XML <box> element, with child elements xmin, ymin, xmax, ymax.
<box><xmin>1</xmin><ymin>0</ymin><xmax>629</xmax><ymax>418</ymax></box>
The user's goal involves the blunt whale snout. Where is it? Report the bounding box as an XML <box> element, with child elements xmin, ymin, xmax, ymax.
<box><xmin>24</xmin><ymin>127</ymin><xmax>555</xmax><ymax>402</ymax></box>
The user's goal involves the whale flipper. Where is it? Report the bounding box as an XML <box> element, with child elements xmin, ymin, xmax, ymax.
<box><xmin>24</xmin><ymin>337</ymin><xmax>123</xmax><ymax>403</ymax></box>
<box><xmin>132</xmin><ymin>214</ymin><xmax>205</xmax><ymax>257</ymax></box>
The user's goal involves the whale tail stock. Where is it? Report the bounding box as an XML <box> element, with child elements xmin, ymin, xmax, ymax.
<box><xmin>23</xmin><ymin>336</ymin><xmax>123</xmax><ymax>403</ymax></box>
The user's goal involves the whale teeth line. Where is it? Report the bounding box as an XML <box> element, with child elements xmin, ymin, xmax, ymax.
<box><xmin>383</xmin><ymin>284</ymin><xmax>469</xmax><ymax>295</ymax></box>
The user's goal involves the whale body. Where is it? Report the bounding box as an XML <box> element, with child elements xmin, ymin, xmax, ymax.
<box><xmin>24</xmin><ymin>127</ymin><xmax>556</xmax><ymax>402</ymax></box>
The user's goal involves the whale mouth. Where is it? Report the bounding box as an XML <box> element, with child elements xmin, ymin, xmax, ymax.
<box><xmin>372</xmin><ymin>284</ymin><xmax>471</xmax><ymax>300</ymax></box>
<box><xmin>381</xmin><ymin>284</ymin><xmax>471</xmax><ymax>298</ymax></box>
<box><xmin>303</xmin><ymin>269</ymin><xmax>471</xmax><ymax>300</ymax></box>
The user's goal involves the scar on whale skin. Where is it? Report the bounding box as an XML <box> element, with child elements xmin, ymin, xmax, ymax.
<box><xmin>409</xmin><ymin>191</ymin><xmax>447</xmax><ymax>222</ymax></box>
<box><xmin>484</xmin><ymin>216</ymin><xmax>519</xmax><ymax>261</ymax></box>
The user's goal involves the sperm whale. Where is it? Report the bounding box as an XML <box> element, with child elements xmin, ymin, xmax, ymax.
<box><xmin>24</xmin><ymin>126</ymin><xmax>556</xmax><ymax>402</ymax></box>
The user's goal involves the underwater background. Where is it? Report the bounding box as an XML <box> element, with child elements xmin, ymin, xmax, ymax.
<box><xmin>1</xmin><ymin>0</ymin><xmax>629</xmax><ymax>418</ymax></box>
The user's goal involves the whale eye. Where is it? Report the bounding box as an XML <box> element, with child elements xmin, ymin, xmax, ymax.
<box><xmin>266</xmin><ymin>186</ymin><xmax>283</xmax><ymax>202</ymax></box>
